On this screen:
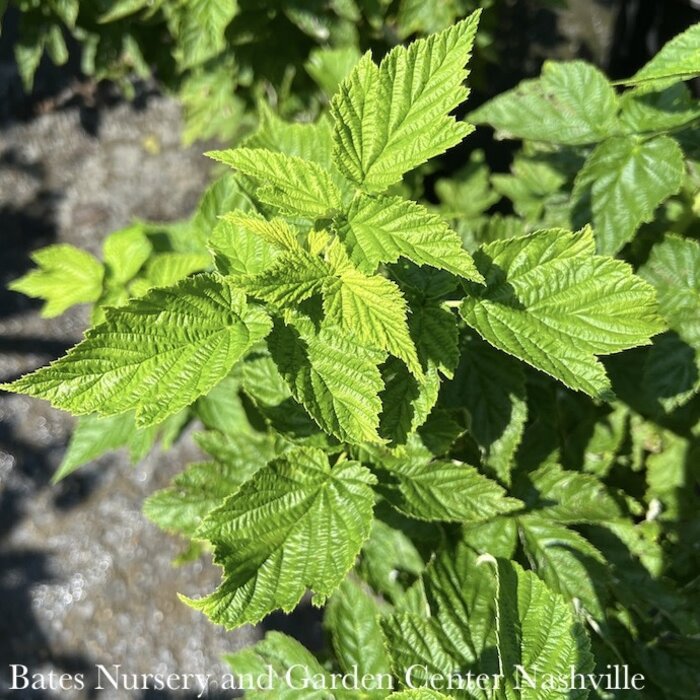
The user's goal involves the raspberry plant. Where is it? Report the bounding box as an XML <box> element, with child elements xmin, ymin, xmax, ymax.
<box><xmin>6</xmin><ymin>12</ymin><xmax>700</xmax><ymax>699</ymax></box>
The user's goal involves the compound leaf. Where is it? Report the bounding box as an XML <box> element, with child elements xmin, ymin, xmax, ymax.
<box><xmin>4</xmin><ymin>274</ymin><xmax>272</xmax><ymax>427</ymax></box>
<box><xmin>185</xmin><ymin>448</ymin><xmax>376</xmax><ymax>628</ymax></box>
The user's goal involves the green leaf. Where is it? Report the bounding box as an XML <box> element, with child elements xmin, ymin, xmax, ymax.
<box><xmin>331</xmin><ymin>12</ymin><xmax>480</xmax><ymax>192</ymax></box>
<box><xmin>242</xmin><ymin>249</ymin><xmax>331</xmax><ymax>307</ymax></box>
<box><xmin>382</xmin><ymin>543</ymin><xmax>499</xmax><ymax>698</ymax></box>
<box><xmin>379</xmin><ymin>357</ymin><xmax>439</xmax><ymax>445</ymax></box>
<box><xmin>185</xmin><ymin>448</ymin><xmax>376</xmax><ymax>628</ymax></box>
<box><xmin>518</xmin><ymin>516</ymin><xmax>609</xmax><ymax>619</ymax></box>
<box><xmin>325</xmin><ymin>578</ymin><xmax>392</xmax><ymax>685</ymax></box>
<box><xmin>443</xmin><ymin>333</ymin><xmax>527</xmax><ymax>486</ymax></box>
<box><xmin>245</xmin><ymin>106</ymin><xmax>336</xmax><ymax>169</ymax></box>
<box><xmin>192</xmin><ymin>173</ymin><xmax>256</xmax><ymax>246</ymax></box>
<box><xmin>224</xmin><ymin>631</ymin><xmax>358</xmax><ymax>700</ymax></box>
<box><xmin>103</xmin><ymin>225</ymin><xmax>152</xmax><ymax>285</ymax></box>
<box><xmin>514</xmin><ymin>462</ymin><xmax>625</xmax><ymax>523</ymax></box>
<box><xmin>98</xmin><ymin>0</ymin><xmax>151</xmax><ymax>23</ymax></box>
<box><xmin>176</xmin><ymin>0</ymin><xmax>238</xmax><ymax>69</ymax></box>
<box><xmin>639</xmin><ymin>234</ymin><xmax>700</xmax><ymax>351</ymax></box>
<box><xmin>4</xmin><ymin>274</ymin><xmax>272</xmax><ymax>427</ymax></box>
<box><xmin>209</xmin><ymin>217</ymin><xmax>280</xmax><ymax>278</ymax></box>
<box><xmin>469</xmin><ymin>60</ymin><xmax>619</xmax><ymax>145</ymax></box>
<box><xmin>15</xmin><ymin>18</ymin><xmax>46</xmax><ymax>91</ymax></box>
<box><xmin>487</xmin><ymin>557</ymin><xmax>594</xmax><ymax>699</ymax></box>
<box><xmin>324</xmin><ymin>268</ymin><xmax>422</xmax><ymax>377</ymax></box>
<box><xmin>221</xmin><ymin>211</ymin><xmax>301</xmax><ymax>252</ymax></box>
<box><xmin>339</xmin><ymin>194</ymin><xmax>483</xmax><ymax>280</ymax></box>
<box><xmin>572</xmin><ymin>135</ymin><xmax>685</xmax><ymax>254</ymax></box>
<box><xmin>10</xmin><ymin>244</ymin><xmax>104</xmax><ymax>317</ymax></box>
<box><xmin>53</xmin><ymin>411</ymin><xmax>157</xmax><ymax>483</ymax></box>
<box><xmin>410</xmin><ymin>303</ymin><xmax>459</xmax><ymax>378</ymax></box>
<box><xmin>207</xmin><ymin>148</ymin><xmax>343</xmax><ymax>218</ymax></box>
<box><xmin>144</xmin><ymin>460</ymin><xmax>251</xmax><ymax>538</ymax></box>
<box><xmin>619</xmin><ymin>83</ymin><xmax>700</xmax><ymax>134</ymax></box>
<box><xmin>134</xmin><ymin>252</ymin><xmax>211</xmax><ymax>292</ymax></box>
<box><xmin>306</xmin><ymin>45</ymin><xmax>361</xmax><ymax>97</ymax></box>
<box><xmin>268</xmin><ymin>316</ymin><xmax>386</xmax><ymax>444</ymax></box>
<box><xmin>625</xmin><ymin>23</ymin><xmax>700</xmax><ymax>86</ymax></box>
<box><xmin>383</xmin><ymin>459</ymin><xmax>523</xmax><ymax>523</ymax></box>
<box><xmin>459</xmin><ymin>228</ymin><xmax>665</xmax><ymax>398</ymax></box>
<box><xmin>359</xmin><ymin>520</ymin><xmax>425</xmax><ymax>603</ymax></box>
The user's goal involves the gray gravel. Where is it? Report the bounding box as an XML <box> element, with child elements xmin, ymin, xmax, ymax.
<box><xmin>0</xmin><ymin>97</ymin><xmax>261</xmax><ymax>700</ymax></box>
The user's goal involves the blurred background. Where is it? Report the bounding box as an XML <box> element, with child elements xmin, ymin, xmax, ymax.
<box><xmin>0</xmin><ymin>0</ymin><xmax>698</xmax><ymax>698</ymax></box>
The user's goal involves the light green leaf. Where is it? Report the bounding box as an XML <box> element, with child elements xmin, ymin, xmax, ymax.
<box><xmin>325</xmin><ymin>578</ymin><xmax>392</xmax><ymax>685</ymax></box>
<box><xmin>306</xmin><ymin>45</ymin><xmax>361</xmax><ymax>97</ymax></box>
<box><xmin>140</xmin><ymin>252</ymin><xmax>211</xmax><ymax>289</ymax></box>
<box><xmin>639</xmin><ymin>234</ymin><xmax>700</xmax><ymax>351</ymax></box>
<box><xmin>339</xmin><ymin>194</ymin><xmax>483</xmax><ymax>280</ymax></box>
<box><xmin>4</xmin><ymin>274</ymin><xmax>272</xmax><ymax>427</ymax></box>
<box><xmin>245</xmin><ymin>106</ymin><xmax>336</xmax><ymax>169</ymax></box>
<box><xmin>176</xmin><ymin>0</ymin><xmax>238</xmax><ymax>69</ymax></box>
<box><xmin>221</xmin><ymin>211</ymin><xmax>301</xmax><ymax>251</ymax></box>
<box><xmin>625</xmin><ymin>23</ymin><xmax>700</xmax><ymax>86</ymax></box>
<box><xmin>518</xmin><ymin>516</ymin><xmax>609</xmax><ymax>619</ymax></box>
<box><xmin>192</xmin><ymin>173</ymin><xmax>256</xmax><ymax>246</ymax></box>
<box><xmin>487</xmin><ymin>558</ymin><xmax>594</xmax><ymax>699</ymax></box>
<box><xmin>53</xmin><ymin>411</ymin><xmax>157</xmax><ymax>483</ymax></box>
<box><xmin>331</xmin><ymin>12</ymin><xmax>480</xmax><ymax>192</ymax></box>
<box><xmin>470</xmin><ymin>60</ymin><xmax>619</xmax><ymax>145</ymax></box>
<box><xmin>242</xmin><ymin>249</ymin><xmax>331</xmax><ymax>307</ymax></box>
<box><xmin>460</xmin><ymin>228</ymin><xmax>665</xmax><ymax>397</ymax></box>
<box><xmin>514</xmin><ymin>462</ymin><xmax>625</xmax><ymax>523</ymax></box>
<box><xmin>383</xmin><ymin>459</ymin><xmax>523</xmax><ymax>523</ymax></box>
<box><xmin>144</xmin><ymin>460</ymin><xmax>251</xmax><ymax>538</ymax></box>
<box><xmin>572</xmin><ymin>135</ymin><xmax>684</xmax><ymax>254</ymax></box>
<box><xmin>324</xmin><ymin>268</ymin><xmax>422</xmax><ymax>377</ymax></box>
<box><xmin>443</xmin><ymin>333</ymin><xmax>527</xmax><ymax>485</ymax></box>
<box><xmin>207</xmin><ymin>148</ymin><xmax>342</xmax><ymax>218</ymax></box>
<box><xmin>209</xmin><ymin>217</ymin><xmax>280</xmax><ymax>278</ymax></box>
<box><xmin>268</xmin><ymin>317</ymin><xmax>386</xmax><ymax>444</ymax></box>
<box><xmin>9</xmin><ymin>244</ymin><xmax>104</xmax><ymax>317</ymax></box>
<box><xmin>185</xmin><ymin>448</ymin><xmax>376</xmax><ymax>628</ymax></box>
<box><xmin>103</xmin><ymin>225</ymin><xmax>152</xmax><ymax>285</ymax></box>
